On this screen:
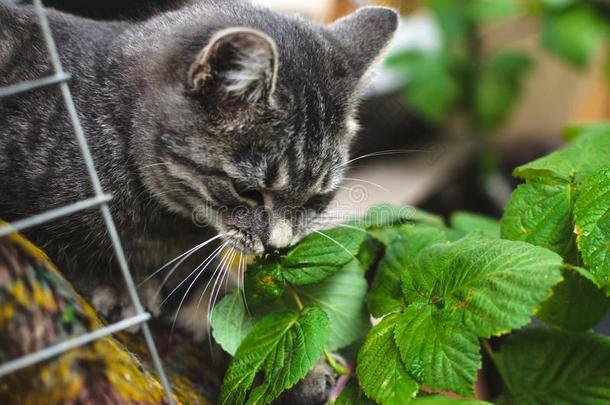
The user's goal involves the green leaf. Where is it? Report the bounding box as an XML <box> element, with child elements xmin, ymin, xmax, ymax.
<box><xmin>402</xmin><ymin>235</ymin><xmax>563</xmax><ymax>337</ymax></box>
<box><xmin>281</xmin><ymin>227</ymin><xmax>365</xmax><ymax>285</ymax></box>
<box><xmin>356</xmin><ymin>236</ymin><xmax>384</xmax><ymax>271</ymax></box>
<box><xmin>496</xmin><ymin>329</ymin><xmax>610</xmax><ymax>404</ymax></box>
<box><xmin>411</xmin><ymin>396</ymin><xmax>492</xmax><ymax>404</ymax></box>
<box><xmin>356</xmin><ymin>314</ymin><xmax>419</xmax><ymax>405</ymax></box>
<box><xmin>537</xmin><ymin>268</ymin><xmax>610</xmax><ymax>332</ymax></box>
<box><xmin>297</xmin><ymin>260</ymin><xmax>369</xmax><ymax>350</ymax></box>
<box><xmin>500</xmin><ymin>178</ymin><xmax>576</xmax><ymax>257</ymax></box>
<box><xmin>574</xmin><ymin>168</ymin><xmax>610</xmax><ymax>292</ymax></box>
<box><xmin>474</xmin><ymin>51</ymin><xmax>533</xmax><ymax>130</ymax></box>
<box><xmin>210</xmin><ymin>291</ymin><xmax>256</xmax><ymax>355</ymax></box>
<box><xmin>468</xmin><ymin>0</ymin><xmax>520</xmax><ymax>21</ymax></box>
<box><xmin>245</xmin><ymin>259</ymin><xmax>285</xmax><ymax>307</ymax></box>
<box><xmin>394</xmin><ymin>304</ymin><xmax>481</xmax><ymax>397</ymax></box>
<box><xmin>388</xmin><ymin>51</ymin><xmax>459</xmax><ymax>122</ymax></box>
<box><xmin>450</xmin><ymin>211</ymin><xmax>500</xmax><ymax>239</ymax></box>
<box><xmin>360</xmin><ymin>204</ymin><xmax>417</xmax><ymax>228</ymax></box>
<box><xmin>514</xmin><ymin>124</ymin><xmax>610</xmax><ymax>182</ymax></box>
<box><xmin>542</xmin><ymin>6</ymin><xmax>605</xmax><ymax>68</ymax></box>
<box><xmin>368</xmin><ymin>226</ymin><xmax>447</xmax><ymax>317</ymax></box>
<box><xmin>541</xmin><ymin>0</ymin><xmax>575</xmax><ymax>9</ymax></box>
<box><xmin>220</xmin><ymin>307</ymin><xmax>330</xmax><ymax>405</ymax></box>
<box><xmin>335</xmin><ymin>379</ymin><xmax>375</xmax><ymax>405</ymax></box>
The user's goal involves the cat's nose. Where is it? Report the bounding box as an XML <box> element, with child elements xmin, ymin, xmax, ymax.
<box><xmin>266</xmin><ymin>219</ymin><xmax>293</xmax><ymax>250</ymax></box>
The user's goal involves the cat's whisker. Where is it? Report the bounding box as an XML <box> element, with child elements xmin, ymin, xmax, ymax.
<box><xmin>160</xmin><ymin>240</ymin><xmax>228</xmax><ymax>307</ymax></box>
<box><xmin>169</xmin><ymin>244</ymin><xmax>231</xmax><ymax>337</ymax></box>
<box><xmin>239</xmin><ymin>254</ymin><xmax>251</xmax><ymax>315</ymax></box>
<box><xmin>312</xmin><ymin>229</ymin><xmax>355</xmax><ymax>258</ymax></box>
<box><xmin>338</xmin><ymin>148</ymin><xmax>429</xmax><ymax>168</ymax></box>
<box><xmin>342</xmin><ymin>177</ymin><xmax>388</xmax><ymax>192</ymax></box>
<box><xmin>332</xmin><ymin>223</ymin><xmax>367</xmax><ymax>232</ymax></box>
<box><xmin>198</xmin><ymin>249</ymin><xmax>235</xmax><ymax>343</ymax></box>
<box><xmin>196</xmin><ymin>246</ymin><xmax>233</xmax><ymax>311</ymax></box>
<box><xmin>139</xmin><ymin>233</ymin><xmax>224</xmax><ymax>287</ymax></box>
<box><xmin>206</xmin><ymin>250</ymin><xmax>236</xmax><ymax>338</ymax></box>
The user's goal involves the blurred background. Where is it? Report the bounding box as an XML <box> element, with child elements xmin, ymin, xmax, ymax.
<box><xmin>258</xmin><ymin>0</ymin><xmax>610</xmax><ymax>222</ymax></box>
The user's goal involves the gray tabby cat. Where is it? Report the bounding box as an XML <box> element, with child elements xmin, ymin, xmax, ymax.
<box><xmin>0</xmin><ymin>0</ymin><xmax>396</xmax><ymax>349</ymax></box>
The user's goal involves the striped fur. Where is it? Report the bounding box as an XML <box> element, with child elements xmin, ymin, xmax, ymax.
<box><xmin>0</xmin><ymin>0</ymin><xmax>397</xmax><ymax>337</ymax></box>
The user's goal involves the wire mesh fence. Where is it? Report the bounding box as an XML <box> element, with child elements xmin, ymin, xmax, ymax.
<box><xmin>0</xmin><ymin>0</ymin><xmax>174</xmax><ymax>402</ymax></box>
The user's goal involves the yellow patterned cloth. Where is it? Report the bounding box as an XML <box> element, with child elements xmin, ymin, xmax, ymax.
<box><xmin>0</xmin><ymin>225</ymin><xmax>212</xmax><ymax>404</ymax></box>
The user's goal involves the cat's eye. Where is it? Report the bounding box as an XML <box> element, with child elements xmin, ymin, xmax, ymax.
<box><xmin>232</xmin><ymin>181</ymin><xmax>265</xmax><ymax>206</ymax></box>
<box><xmin>305</xmin><ymin>193</ymin><xmax>333</xmax><ymax>211</ymax></box>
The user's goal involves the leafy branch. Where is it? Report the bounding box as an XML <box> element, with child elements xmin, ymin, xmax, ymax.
<box><xmin>211</xmin><ymin>125</ymin><xmax>610</xmax><ymax>404</ymax></box>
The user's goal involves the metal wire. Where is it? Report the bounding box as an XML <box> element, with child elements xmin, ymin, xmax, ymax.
<box><xmin>0</xmin><ymin>1</ymin><xmax>175</xmax><ymax>402</ymax></box>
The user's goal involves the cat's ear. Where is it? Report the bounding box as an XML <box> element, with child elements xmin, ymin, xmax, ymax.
<box><xmin>329</xmin><ymin>7</ymin><xmax>399</xmax><ymax>77</ymax></box>
<box><xmin>188</xmin><ymin>27</ymin><xmax>278</xmax><ymax>104</ymax></box>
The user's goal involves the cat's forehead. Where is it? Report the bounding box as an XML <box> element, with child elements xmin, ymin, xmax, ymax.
<box><xmin>225</xmin><ymin>134</ymin><xmax>347</xmax><ymax>192</ymax></box>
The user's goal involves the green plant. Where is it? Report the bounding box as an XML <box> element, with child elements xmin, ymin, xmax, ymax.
<box><xmin>387</xmin><ymin>0</ymin><xmax>533</xmax><ymax>133</ymax></box>
<box><xmin>210</xmin><ymin>123</ymin><xmax>610</xmax><ymax>404</ymax></box>
<box><xmin>387</xmin><ymin>0</ymin><xmax>610</xmax><ymax>133</ymax></box>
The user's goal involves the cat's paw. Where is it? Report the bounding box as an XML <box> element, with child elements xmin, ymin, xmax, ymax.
<box><xmin>90</xmin><ymin>285</ymin><xmax>148</xmax><ymax>332</ymax></box>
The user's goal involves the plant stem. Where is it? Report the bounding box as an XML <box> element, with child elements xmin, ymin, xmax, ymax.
<box><xmin>324</xmin><ymin>349</ymin><xmax>350</xmax><ymax>376</ymax></box>
<box><xmin>289</xmin><ymin>285</ymin><xmax>304</xmax><ymax>311</ymax></box>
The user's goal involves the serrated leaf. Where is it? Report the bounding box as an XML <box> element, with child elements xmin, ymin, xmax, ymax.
<box><xmin>356</xmin><ymin>314</ymin><xmax>419</xmax><ymax>405</ymax></box>
<box><xmin>574</xmin><ymin>168</ymin><xmax>610</xmax><ymax>292</ymax></box>
<box><xmin>297</xmin><ymin>260</ymin><xmax>369</xmax><ymax>350</ymax></box>
<box><xmin>394</xmin><ymin>303</ymin><xmax>481</xmax><ymax>397</ymax></box>
<box><xmin>368</xmin><ymin>226</ymin><xmax>447</xmax><ymax>317</ymax></box>
<box><xmin>496</xmin><ymin>329</ymin><xmax>610</xmax><ymax>404</ymax></box>
<box><xmin>542</xmin><ymin>6</ymin><xmax>605</xmax><ymax>68</ymax></box>
<box><xmin>451</xmin><ymin>211</ymin><xmax>500</xmax><ymax>239</ymax></box>
<box><xmin>537</xmin><ymin>268</ymin><xmax>610</xmax><ymax>332</ymax></box>
<box><xmin>402</xmin><ymin>235</ymin><xmax>563</xmax><ymax>337</ymax></box>
<box><xmin>245</xmin><ymin>259</ymin><xmax>285</xmax><ymax>307</ymax></box>
<box><xmin>281</xmin><ymin>227</ymin><xmax>365</xmax><ymax>285</ymax></box>
<box><xmin>500</xmin><ymin>178</ymin><xmax>576</xmax><ymax>257</ymax></box>
<box><xmin>335</xmin><ymin>379</ymin><xmax>375</xmax><ymax>405</ymax></box>
<box><xmin>211</xmin><ymin>291</ymin><xmax>255</xmax><ymax>355</ymax></box>
<box><xmin>514</xmin><ymin>124</ymin><xmax>610</xmax><ymax>182</ymax></box>
<box><xmin>220</xmin><ymin>307</ymin><xmax>329</xmax><ymax>405</ymax></box>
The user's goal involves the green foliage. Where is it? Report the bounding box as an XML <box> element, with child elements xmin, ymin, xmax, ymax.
<box><xmin>541</xmin><ymin>4</ymin><xmax>608</xmax><ymax>68</ymax></box>
<box><xmin>501</xmin><ymin>124</ymin><xmax>610</xmax><ymax>291</ymax></box>
<box><xmin>537</xmin><ymin>267</ymin><xmax>610</xmax><ymax>332</ymax></box>
<box><xmin>210</xmin><ymin>291</ymin><xmax>255</xmax><ymax>356</ymax></box>
<box><xmin>335</xmin><ymin>380</ymin><xmax>375</xmax><ymax>405</ymax></box>
<box><xmin>212</xmin><ymin>124</ymin><xmax>610</xmax><ymax>404</ymax></box>
<box><xmin>450</xmin><ymin>211</ymin><xmax>500</xmax><ymax>239</ymax></box>
<box><xmin>297</xmin><ymin>260</ymin><xmax>369</xmax><ymax>351</ymax></box>
<box><xmin>357</xmin><ymin>315</ymin><xmax>419</xmax><ymax>404</ymax></box>
<box><xmin>474</xmin><ymin>51</ymin><xmax>533</xmax><ymax>131</ymax></box>
<box><xmin>387</xmin><ymin>0</ymin><xmax>532</xmax><ymax>133</ymax></box>
<box><xmin>220</xmin><ymin>307</ymin><xmax>329</xmax><ymax>405</ymax></box>
<box><xmin>496</xmin><ymin>329</ymin><xmax>610</xmax><ymax>403</ymax></box>
<box><xmin>574</xmin><ymin>168</ymin><xmax>610</xmax><ymax>293</ymax></box>
<box><xmin>386</xmin><ymin>51</ymin><xmax>458</xmax><ymax>122</ymax></box>
<box><xmin>281</xmin><ymin>227</ymin><xmax>366</xmax><ymax>285</ymax></box>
